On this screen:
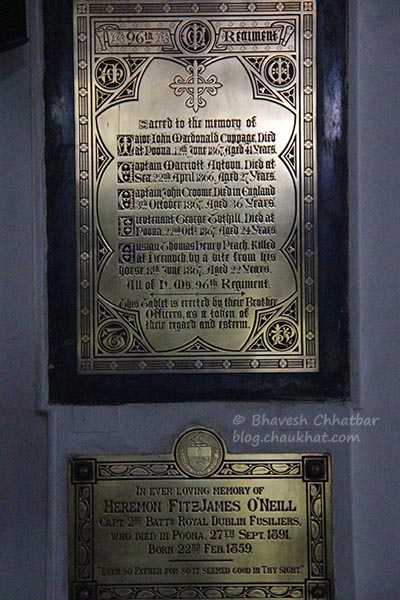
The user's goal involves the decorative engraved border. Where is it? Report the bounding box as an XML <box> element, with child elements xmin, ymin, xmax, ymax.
<box><xmin>76</xmin><ymin>485</ymin><xmax>93</xmax><ymax>580</ymax></box>
<box><xmin>307</xmin><ymin>482</ymin><xmax>327</xmax><ymax>580</ymax></box>
<box><xmin>96</xmin><ymin>584</ymin><xmax>306</xmax><ymax>599</ymax></box>
<box><xmin>75</xmin><ymin>0</ymin><xmax>318</xmax><ymax>373</ymax></box>
<box><xmin>70</xmin><ymin>443</ymin><xmax>332</xmax><ymax>600</ymax></box>
<box><xmin>95</xmin><ymin>459</ymin><xmax>303</xmax><ymax>479</ymax></box>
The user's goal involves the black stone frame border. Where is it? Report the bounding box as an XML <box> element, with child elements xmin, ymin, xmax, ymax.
<box><xmin>45</xmin><ymin>0</ymin><xmax>349</xmax><ymax>404</ymax></box>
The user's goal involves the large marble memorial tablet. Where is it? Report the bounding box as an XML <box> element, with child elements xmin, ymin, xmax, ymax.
<box><xmin>69</xmin><ymin>428</ymin><xmax>333</xmax><ymax>599</ymax></box>
<box><xmin>74</xmin><ymin>0</ymin><xmax>319</xmax><ymax>374</ymax></box>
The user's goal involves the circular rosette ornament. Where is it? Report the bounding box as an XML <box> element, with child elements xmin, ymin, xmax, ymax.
<box><xmin>265</xmin><ymin>55</ymin><xmax>296</xmax><ymax>88</ymax></box>
<box><xmin>176</xmin><ymin>20</ymin><xmax>214</xmax><ymax>54</ymax></box>
<box><xmin>98</xmin><ymin>321</ymin><xmax>130</xmax><ymax>353</ymax></box>
<box><xmin>95</xmin><ymin>57</ymin><xmax>127</xmax><ymax>90</ymax></box>
<box><xmin>266</xmin><ymin>320</ymin><xmax>298</xmax><ymax>351</ymax></box>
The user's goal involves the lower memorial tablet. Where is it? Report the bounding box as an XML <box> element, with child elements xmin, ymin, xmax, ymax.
<box><xmin>69</xmin><ymin>428</ymin><xmax>333</xmax><ymax>599</ymax></box>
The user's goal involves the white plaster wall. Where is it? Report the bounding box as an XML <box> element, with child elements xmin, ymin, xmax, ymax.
<box><xmin>1</xmin><ymin>0</ymin><xmax>400</xmax><ymax>598</ymax></box>
<box><xmin>0</xmin><ymin>1</ymin><xmax>47</xmax><ymax>597</ymax></box>
<box><xmin>350</xmin><ymin>0</ymin><xmax>400</xmax><ymax>597</ymax></box>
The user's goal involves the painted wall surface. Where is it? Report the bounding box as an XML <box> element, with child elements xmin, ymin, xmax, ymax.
<box><xmin>0</xmin><ymin>0</ymin><xmax>399</xmax><ymax>598</ymax></box>
<box><xmin>350</xmin><ymin>0</ymin><xmax>400</xmax><ymax>597</ymax></box>
<box><xmin>0</xmin><ymin>9</ymin><xmax>47</xmax><ymax>597</ymax></box>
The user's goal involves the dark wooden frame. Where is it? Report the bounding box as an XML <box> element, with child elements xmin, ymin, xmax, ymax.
<box><xmin>45</xmin><ymin>0</ymin><xmax>349</xmax><ymax>404</ymax></box>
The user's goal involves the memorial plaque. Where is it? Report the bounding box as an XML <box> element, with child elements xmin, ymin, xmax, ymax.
<box><xmin>74</xmin><ymin>0</ymin><xmax>319</xmax><ymax>374</ymax></box>
<box><xmin>69</xmin><ymin>428</ymin><xmax>333</xmax><ymax>599</ymax></box>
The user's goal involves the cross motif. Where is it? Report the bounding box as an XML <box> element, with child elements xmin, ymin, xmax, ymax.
<box><xmin>169</xmin><ymin>61</ymin><xmax>222</xmax><ymax>113</ymax></box>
